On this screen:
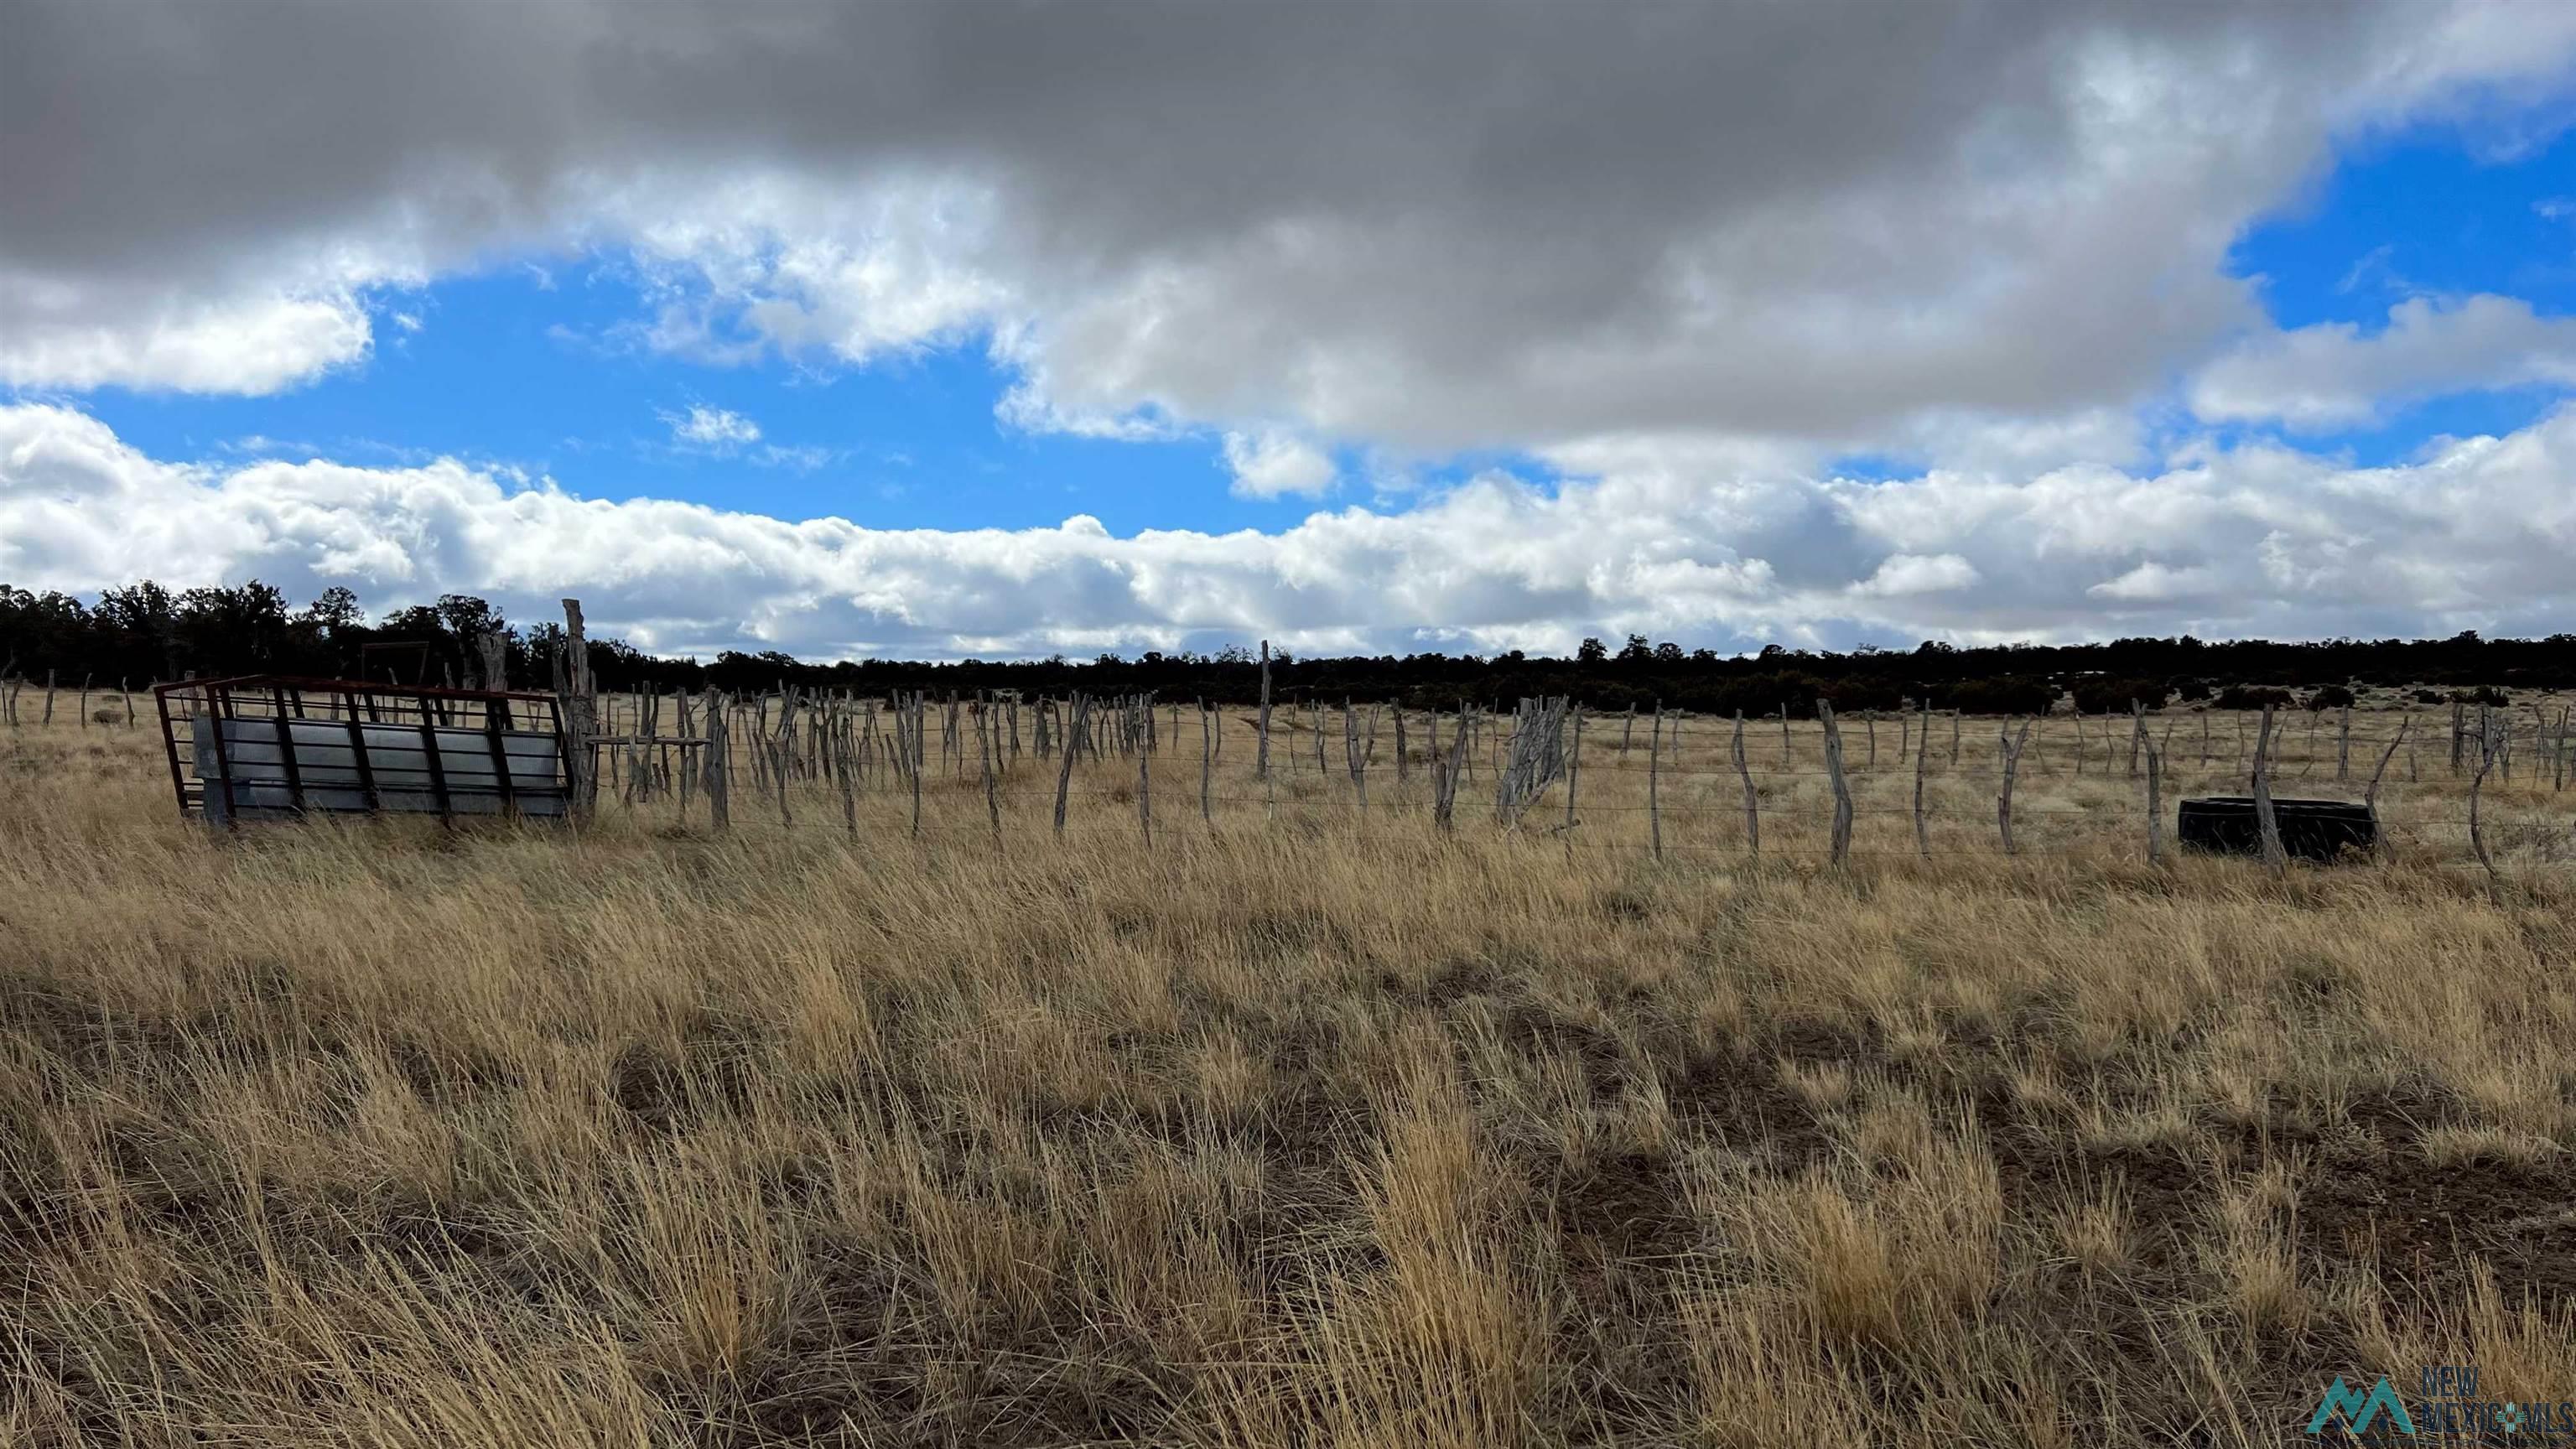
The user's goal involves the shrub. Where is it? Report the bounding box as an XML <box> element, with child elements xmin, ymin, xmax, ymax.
<box><xmin>2174</xmin><ymin>678</ymin><xmax>2212</xmax><ymax>703</ymax></box>
<box><xmin>2214</xmin><ymin>685</ymin><xmax>2293</xmax><ymax>710</ymax></box>
<box><xmin>2305</xmin><ymin>685</ymin><xmax>2355</xmax><ymax>711</ymax></box>
<box><xmin>2450</xmin><ymin>685</ymin><xmax>2509</xmax><ymax>707</ymax></box>
<box><xmin>2412</xmin><ymin>688</ymin><xmax>2444</xmax><ymax>704</ymax></box>
<box><xmin>2070</xmin><ymin>675</ymin><xmax>2169</xmax><ymax>714</ymax></box>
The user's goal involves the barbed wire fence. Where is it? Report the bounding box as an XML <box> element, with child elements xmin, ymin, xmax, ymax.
<box><xmin>556</xmin><ymin>632</ymin><xmax>2571</xmax><ymax>881</ymax></box>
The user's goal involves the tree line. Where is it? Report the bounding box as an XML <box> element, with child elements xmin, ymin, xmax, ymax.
<box><xmin>3</xmin><ymin>579</ymin><xmax>2567</xmax><ymax>716</ymax></box>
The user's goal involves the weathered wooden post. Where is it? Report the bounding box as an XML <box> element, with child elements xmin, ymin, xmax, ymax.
<box><xmin>1913</xmin><ymin>702</ymin><xmax>1930</xmax><ymax>859</ymax></box>
<box><xmin>1563</xmin><ymin>704</ymin><xmax>1582</xmax><ymax>832</ymax></box>
<box><xmin>2251</xmin><ymin>704</ymin><xmax>2285</xmax><ymax>875</ymax></box>
<box><xmin>2364</xmin><ymin>713</ymin><xmax>2409</xmax><ymax>860</ymax></box>
<box><xmin>555</xmin><ymin>600</ymin><xmax>599</xmax><ymax>821</ymax></box>
<box><xmin>1055</xmin><ymin>692</ymin><xmax>1087</xmax><ymax>837</ymax></box>
<box><xmin>2144</xmin><ymin>730</ymin><xmax>2164</xmax><ymax>865</ymax></box>
<box><xmin>2469</xmin><ymin>711</ymin><xmax>2499</xmax><ymax>883</ymax></box>
<box><xmin>702</xmin><ymin>688</ymin><xmax>730</xmax><ymax>832</ymax></box>
<box><xmin>2334</xmin><ymin>704</ymin><xmax>2352</xmax><ymax>782</ymax></box>
<box><xmin>43</xmin><ymin>670</ymin><xmax>55</xmax><ymax>726</ymax></box>
<box><xmin>1818</xmin><ymin>700</ymin><xmax>1852</xmax><ymax>868</ymax></box>
<box><xmin>979</xmin><ymin>704</ymin><xmax>1001</xmax><ymax>846</ymax></box>
<box><xmin>1344</xmin><ymin>696</ymin><xmax>1367</xmax><ymax>813</ymax></box>
<box><xmin>1997</xmin><ymin>718</ymin><xmax>2033</xmax><ymax>855</ymax></box>
<box><xmin>1732</xmin><ymin>709</ymin><xmax>1759</xmax><ymax>855</ymax></box>
<box><xmin>1648</xmin><ymin>704</ymin><xmax>1664</xmax><ymax>861</ymax></box>
<box><xmin>1200</xmin><ymin>700</ymin><xmax>1213</xmax><ymax>824</ymax></box>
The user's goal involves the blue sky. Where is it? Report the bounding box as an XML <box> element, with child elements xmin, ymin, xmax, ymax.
<box><xmin>6</xmin><ymin>2</ymin><xmax>2575</xmax><ymax>658</ymax></box>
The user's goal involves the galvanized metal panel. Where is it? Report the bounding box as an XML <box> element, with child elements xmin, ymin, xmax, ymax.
<box><xmin>194</xmin><ymin>715</ymin><xmax>568</xmax><ymax>823</ymax></box>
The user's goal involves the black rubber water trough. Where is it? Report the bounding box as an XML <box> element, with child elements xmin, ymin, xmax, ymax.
<box><xmin>2177</xmin><ymin>797</ymin><xmax>2376</xmax><ymax>862</ymax></box>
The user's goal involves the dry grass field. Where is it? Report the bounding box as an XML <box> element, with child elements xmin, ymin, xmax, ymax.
<box><xmin>4</xmin><ymin>698</ymin><xmax>2573</xmax><ymax>1446</ymax></box>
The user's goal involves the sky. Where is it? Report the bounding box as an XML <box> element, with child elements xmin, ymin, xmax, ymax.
<box><xmin>4</xmin><ymin>2</ymin><xmax>2575</xmax><ymax>662</ymax></box>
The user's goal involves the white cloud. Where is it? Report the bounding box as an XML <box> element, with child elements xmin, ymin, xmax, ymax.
<box><xmin>0</xmin><ymin>285</ymin><xmax>375</xmax><ymax>394</ymax></box>
<box><xmin>1850</xmin><ymin>553</ymin><xmax>1980</xmax><ymax>598</ymax></box>
<box><xmin>2189</xmin><ymin>293</ymin><xmax>2576</xmax><ymax>430</ymax></box>
<box><xmin>664</xmin><ymin>404</ymin><xmax>762</xmax><ymax>449</ymax></box>
<box><xmin>7</xmin><ymin>403</ymin><xmax>2572</xmax><ymax>660</ymax></box>
<box><xmin>5</xmin><ymin>1</ymin><xmax>2574</xmax><ymax>452</ymax></box>
<box><xmin>1221</xmin><ymin>428</ymin><xmax>1336</xmax><ymax>499</ymax></box>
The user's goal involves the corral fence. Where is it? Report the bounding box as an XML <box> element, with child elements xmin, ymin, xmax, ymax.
<box><xmin>15</xmin><ymin>600</ymin><xmax>2571</xmax><ymax>878</ymax></box>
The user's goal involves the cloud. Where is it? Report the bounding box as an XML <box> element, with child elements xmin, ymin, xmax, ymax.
<box><xmin>8</xmin><ymin>1</ymin><xmax>2576</xmax><ymax>449</ymax></box>
<box><xmin>0</xmin><ymin>286</ymin><xmax>376</xmax><ymax>394</ymax></box>
<box><xmin>1221</xmin><ymin>428</ymin><xmax>1336</xmax><ymax>499</ymax></box>
<box><xmin>663</xmin><ymin>404</ymin><xmax>762</xmax><ymax>449</ymax></box>
<box><xmin>2190</xmin><ymin>293</ymin><xmax>2576</xmax><ymax>430</ymax></box>
<box><xmin>7</xmin><ymin>403</ymin><xmax>2571</xmax><ymax>661</ymax></box>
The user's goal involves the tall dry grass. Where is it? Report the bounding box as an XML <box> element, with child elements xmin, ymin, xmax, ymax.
<box><xmin>2</xmin><ymin>702</ymin><xmax>2571</xmax><ymax>1446</ymax></box>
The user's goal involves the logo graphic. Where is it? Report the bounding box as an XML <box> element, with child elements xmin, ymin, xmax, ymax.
<box><xmin>2308</xmin><ymin>1376</ymin><xmax>2418</xmax><ymax>1436</ymax></box>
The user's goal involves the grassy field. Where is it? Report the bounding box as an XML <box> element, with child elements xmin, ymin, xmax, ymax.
<box><xmin>3</xmin><ymin>699</ymin><xmax>2573</xmax><ymax>1446</ymax></box>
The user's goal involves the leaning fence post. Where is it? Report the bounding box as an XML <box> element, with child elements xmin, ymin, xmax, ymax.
<box><xmin>2251</xmin><ymin>703</ymin><xmax>2286</xmax><ymax>875</ymax></box>
<box><xmin>2364</xmin><ymin>713</ymin><xmax>2409</xmax><ymax>860</ymax></box>
<box><xmin>1051</xmin><ymin>685</ymin><xmax>1082</xmax><ymax>835</ymax></box>
<box><xmin>1997</xmin><ymin>718</ymin><xmax>2033</xmax><ymax>855</ymax></box>
<box><xmin>2469</xmin><ymin>713</ymin><xmax>2500</xmax><ymax>884</ymax></box>
<box><xmin>1818</xmin><ymin>700</ymin><xmax>1852</xmax><ymax>868</ymax></box>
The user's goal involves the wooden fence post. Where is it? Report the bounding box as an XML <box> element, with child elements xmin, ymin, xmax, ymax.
<box><xmin>2469</xmin><ymin>712</ymin><xmax>2500</xmax><ymax>884</ymax></box>
<box><xmin>1564</xmin><ymin>704</ymin><xmax>1582</xmax><ymax>832</ymax></box>
<box><xmin>1913</xmin><ymin>702</ymin><xmax>1929</xmax><ymax>858</ymax></box>
<box><xmin>1255</xmin><ymin>644</ymin><xmax>1272</xmax><ymax>782</ymax></box>
<box><xmin>1732</xmin><ymin>709</ymin><xmax>1758</xmax><ymax>855</ymax></box>
<box><xmin>2251</xmin><ymin>703</ymin><xmax>2285</xmax><ymax>875</ymax></box>
<box><xmin>2143</xmin><ymin>730</ymin><xmax>2163</xmax><ymax>865</ymax></box>
<box><xmin>1053</xmin><ymin>692</ymin><xmax>1084</xmax><ymax>837</ymax></box>
<box><xmin>1648</xmin><ymin>704</ymin><xmax>1664</xmax><ymax>861</ymax></box>
<box><xmin>2364</xmin><ymin>713</ymin><xmax>2409</xmax><ymax>860</ymax></box>
<box><xmin>979</xmin><ymin>704</ymin><xmax>1001</xmax><ymax>847</ymax></box>
<box><xmin>1988</xmin><ymin>716</ymin><xmax>2029</xmax><ymax>850</ymax></box>
<box><xmin>1138</xmin><ymin>711</ymin><xmax>1159</xmax><ymax>845</ymax></box>
<box><xmin>1997</xmin><ymin>718</ymin><xmax>2033</xmax><ymax>855</ymax></box>
<box><xmin>704</xmin><ymin>689</ymin><xmax>731</xmax><ymax>831</ymax></box>
<box><xmin>2335</xmin><ymin>704</ymin><xmax>2352</xmax><ymax>782</ymax></box>
<box><xmin>1200</xmin><ymin>699</ymin><xmax>1213</xmax><ymax>824</ymax></box>
<box><xmin>556</xmin><ymin>600</ymin><xmax>598</xmax><ymax>821</ymax></box>
<box><xmin>1818</xmin><ymin>701</ymin><xmax>1852</xmax><ymax>868</ymax></box>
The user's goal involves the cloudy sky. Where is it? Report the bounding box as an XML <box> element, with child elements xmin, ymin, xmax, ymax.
<box><xmin>5</xmin><ymin>1</ymin><xmax>2575</xmax><ymax>660</ymax></box>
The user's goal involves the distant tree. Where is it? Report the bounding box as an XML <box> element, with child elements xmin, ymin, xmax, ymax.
<box><xmin>1576</xmin><ymin>637</ymin><xmax>1607</xmax><ymax>664</ymax></box>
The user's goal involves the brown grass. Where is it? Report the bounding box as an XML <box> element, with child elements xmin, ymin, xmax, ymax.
<box><xmin>2</xmin><ymin>700</ymin><xmax>2572</xmax><ymax>1446</ymax></box>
